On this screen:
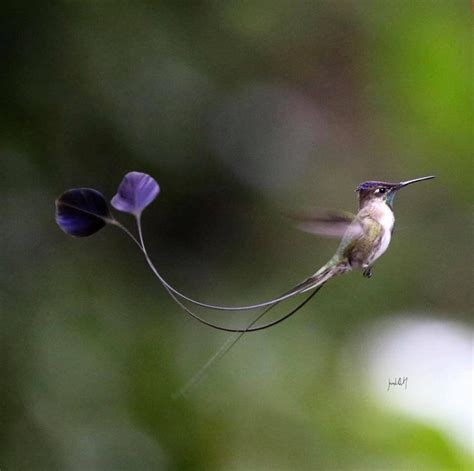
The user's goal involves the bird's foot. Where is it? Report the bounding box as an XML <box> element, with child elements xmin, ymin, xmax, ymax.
<box><xmin>363</xmin><ymin>267</ymin><xmax>373</xmax><ymax>279</ymax></box>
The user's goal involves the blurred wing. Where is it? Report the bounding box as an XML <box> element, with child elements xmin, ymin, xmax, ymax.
<box><xmin>288</xmin><ymin>210</ymin><xmax>358</xmax><ymax>239</ymax></box>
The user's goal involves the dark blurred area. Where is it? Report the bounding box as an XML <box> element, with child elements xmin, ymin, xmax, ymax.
<box><xmin>1</xmin><ymin>2</ymin><xmax>472</xmax><ymax>470</ymax></box>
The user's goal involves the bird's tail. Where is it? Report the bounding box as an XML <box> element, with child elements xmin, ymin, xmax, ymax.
<box><xmin>285</xmin><ymin>257</ymin><xmax>350</xmax><ymax>296</ymax></box>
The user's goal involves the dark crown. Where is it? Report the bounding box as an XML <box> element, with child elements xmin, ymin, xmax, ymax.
<box><xmin>356</xmin><ymin>181</ymin><xmax>395</xmax><ymax>192</ymax></box>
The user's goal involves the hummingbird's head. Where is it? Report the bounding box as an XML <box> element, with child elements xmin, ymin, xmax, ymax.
<box><xmin>356</xmin><ymin>176</ymin><xmax>435</xmax><ymax>209</ymax></box>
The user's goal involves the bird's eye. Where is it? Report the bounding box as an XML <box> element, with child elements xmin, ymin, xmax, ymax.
<box><xmin>376</xmin><ymin>188</ymin><xmax>386</xmax><ymax>194</ymax></box>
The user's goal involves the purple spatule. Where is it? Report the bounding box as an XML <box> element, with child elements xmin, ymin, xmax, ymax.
<box><xmin>111</xmin><ymin>172</ymin><xmax>160</xmax><ymax>217</ymax></box>
<box><xmin>55</xmin><ymin>188</ymin><xmax>113</xmax><ymax>237</ymax></box>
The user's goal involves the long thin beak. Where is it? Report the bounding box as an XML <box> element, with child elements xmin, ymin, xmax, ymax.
<box><xmin>397</xmin><ymin>175</ymin><xmax>436</xmax><ymax>189</ymax></box>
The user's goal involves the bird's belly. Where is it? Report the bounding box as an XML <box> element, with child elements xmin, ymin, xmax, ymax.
<box><xmin>369</xmin><ymin>229</ymin><xmax>391</xmax><ymax>265</ymax></box>
<box><xmin>348</xmin><ymin>227</ymin><xmax>392</xmax><ymax>268</ymax></box>
<box><xmin>344</xmin><ymin>203</ymin><xmax>395</xmax><ymax>269</ymax></box>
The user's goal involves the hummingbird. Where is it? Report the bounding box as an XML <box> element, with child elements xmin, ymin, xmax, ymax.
<box><xmin>55</xmin><ymin>173</ymin><xmax>436</xmax><ymax>332</ymax></box>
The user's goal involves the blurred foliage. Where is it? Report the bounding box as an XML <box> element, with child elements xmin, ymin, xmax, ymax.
<box><xmin>1</xmin><ymin>1</ymin><xmax>472</xmax><ymax>470</ymax></box>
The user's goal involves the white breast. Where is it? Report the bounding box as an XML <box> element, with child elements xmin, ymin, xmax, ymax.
<box><xmin>370</xmin><ymin>202</ymin><xmax>395</xmax><ymax>264</ymax></box>
<box><xmin>378</xmin><ymin>204</ymin><xmax>395</xmax><ymax>232</ymax></box>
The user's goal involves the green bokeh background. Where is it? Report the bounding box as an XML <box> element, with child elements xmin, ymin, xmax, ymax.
<box><xmin>1</xmin><ymin>2</ymin><xmax>472</xmax><ymax>470</ymax></box>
